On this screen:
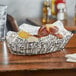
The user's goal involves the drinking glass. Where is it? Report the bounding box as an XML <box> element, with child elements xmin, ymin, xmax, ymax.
<box><xmin>0</xmin><ymin>5</ymin><xmax>7</xmax><ymax>41</ymax></box>
<box><xmin>0</xmin><ymin>5</ymin><xmax>8</xmax><ymax>65</ymax></box>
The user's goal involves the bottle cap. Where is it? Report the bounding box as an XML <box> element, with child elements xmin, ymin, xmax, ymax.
<box><xmin>57</xmin><ymin>3</ymin><xmax>65</xmax><ymax>9</ymax></box>
<box><xmin>56</xmin><ymin>0</ymin><xmax>66</xmax><ymax>5</ymax></box>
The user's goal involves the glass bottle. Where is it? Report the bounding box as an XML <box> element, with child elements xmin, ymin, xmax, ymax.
<box><xmin>42</xmin><ymin>0</ymin><xmax>51</xmax><ymax>25</ymax></box>
<box><xmin>51</xmin><ymin>0</ymin><xmax>57</xmax><ymax>19</ymax></box>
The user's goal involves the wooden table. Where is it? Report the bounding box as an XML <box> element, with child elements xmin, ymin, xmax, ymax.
<box><xmin>26</xmin><ymin>18</ymin><xmax>76</xmax><ymax>31</ymax></box>
<box><xmin>0</xmin><ymin>34</ymin><xmax>76</xmax><ymax>76</ymax></box>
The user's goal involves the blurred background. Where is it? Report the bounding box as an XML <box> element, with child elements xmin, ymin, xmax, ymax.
<box><xmin>0</xmin><ymin>0</ymin><xmax>76</xmax><ymax>25</ymax></box>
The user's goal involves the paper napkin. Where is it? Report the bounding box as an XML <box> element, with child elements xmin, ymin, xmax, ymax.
<box><xmin>65</xmin><ymin>53</ymin><xmax>76</xmax><ymax>62</ymax></box>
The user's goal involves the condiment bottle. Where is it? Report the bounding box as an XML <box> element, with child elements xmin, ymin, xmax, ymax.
<box><xmin>56</xmin><ymin>0</ymin><xmax>66</xmax><ymax>20</ymax></box>
<box><xmin>42</xmin><ymin>0</ymin><xmax>51</xmax><ymax>25</ymax></box>
<box><xmin>57</xmin><ymin>3</ymin><xmax>65</xmax><ymax>20</ymax></box>
<box><xmin>51</xmin><ymin>0</ymin><xmax>57</xmax><ymax>19</ymax></box>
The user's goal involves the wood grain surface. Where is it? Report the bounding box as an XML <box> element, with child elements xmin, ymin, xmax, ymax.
<box><xmin>0</xmin><ymin>34</ymin><xmax>76</xmax><ymax>72</ymax></box>
<box><xmin>65</xmin><ymin>34</ymin><xmax>76</xmax><ymax>48</ymax></box>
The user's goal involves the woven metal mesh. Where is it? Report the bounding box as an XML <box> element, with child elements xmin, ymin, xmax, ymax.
<box><xmin>8</xmin><ymin>31</ymin><xmax>73</xmax><ymax>55</ymax></box>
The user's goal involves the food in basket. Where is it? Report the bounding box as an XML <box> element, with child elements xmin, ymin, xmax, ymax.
<box><xmin>18</xmin><ymin>30</ymin><xmax>32</xmax><ymax>39</ymax></box>
<box><xmin>6</xmin><ymin>21</ymin><xmax>73</xmax><ymax>55</ymax></box>
<box><xmin>18</xmin><ymin>24</ymin><xmax>63</xmax><ymax>39</ymax></box>
<box><xmin>38</xmin><ymin>24</ymin><xmax>63</xmax><ymax>39</ymax></box>
<box><xmin>18</xmin><ymin>30</ymin><xmax>38</xmax><ymax>42</ymax></box>
<box><xmin>38</xmin><ymin>26</ymin><xmax>50</xmax><ymax>37</ymax></box>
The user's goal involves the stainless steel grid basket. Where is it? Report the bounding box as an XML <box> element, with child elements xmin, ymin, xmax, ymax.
<box><xmin>6</xmin><ymin>30</ymin><xmax>73</xmax><ymax>55</ymax></box>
